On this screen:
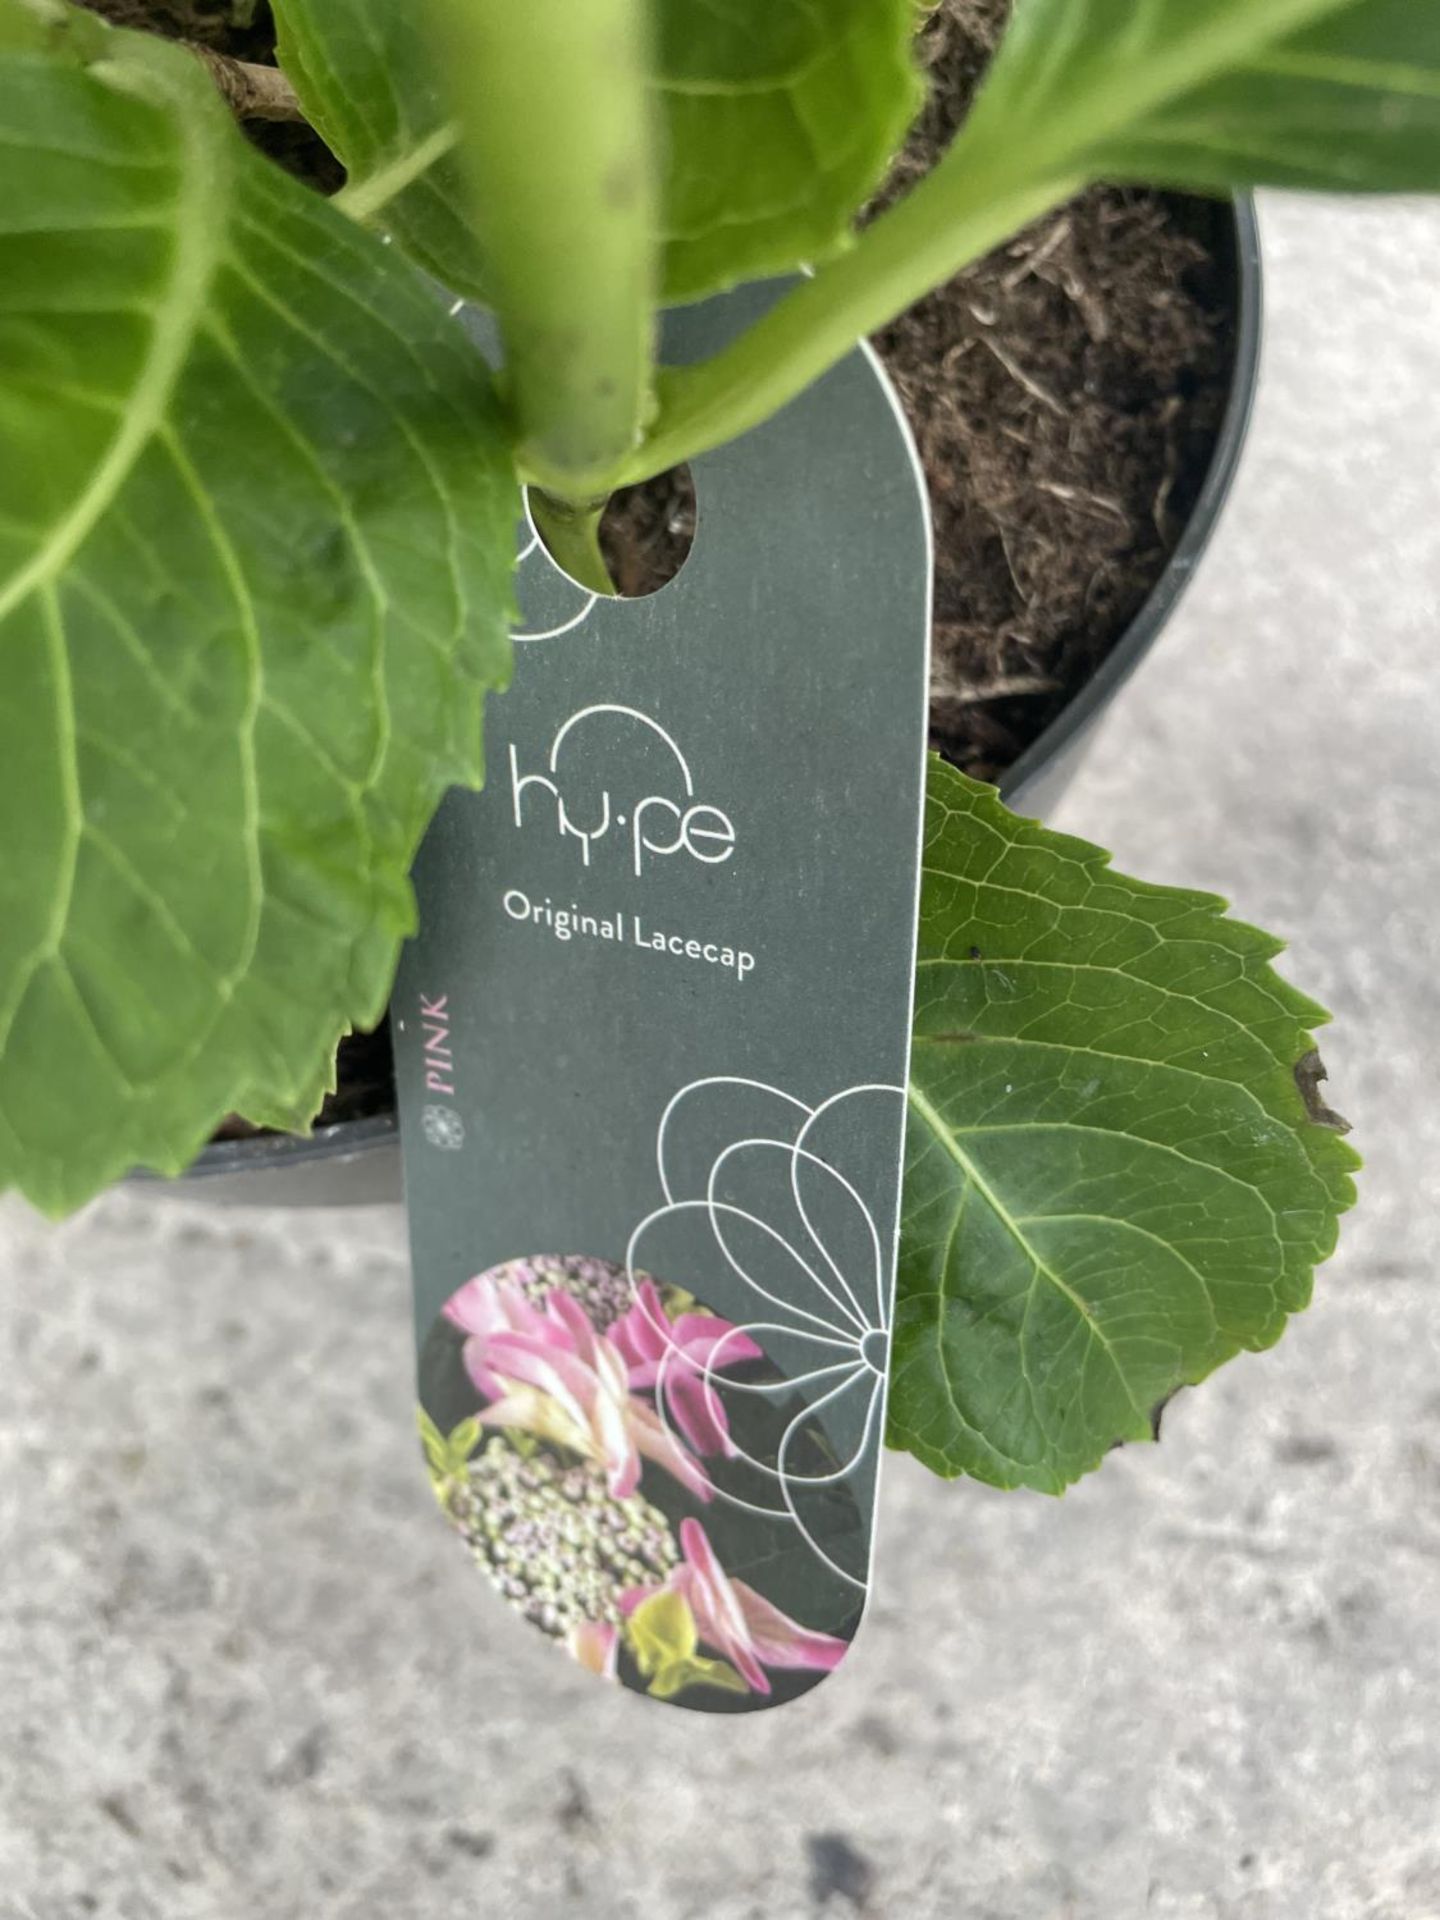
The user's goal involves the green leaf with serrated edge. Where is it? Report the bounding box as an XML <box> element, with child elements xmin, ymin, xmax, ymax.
<box><xmin>889</xmin><ymin>760</ymin><xmax>1359</xmax><ymax>1493</ymax></box>
<box><xmin>962</xmin><ymin>0</ymin><xmax>1440</xmax><ymax>195</ymax></box>
<box><xmin>272</xmin><ymin>0</ymin><xmax>922</xmax><ymax>306</ymax></box>
<box><xmin>0</xmin><ymin>2</ymin><xmax>516</xmax><ymax>1216</ymax></box>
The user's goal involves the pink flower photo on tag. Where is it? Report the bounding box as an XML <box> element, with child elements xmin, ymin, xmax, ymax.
<box><xmin>418</xmin><ymin>1252</ymin><xmax>865</xmax><ymax>1710</ymax></box>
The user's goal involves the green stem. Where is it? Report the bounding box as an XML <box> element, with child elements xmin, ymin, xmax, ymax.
<box><xmin>528</xmin><ymin>492</ymin><xmax>617</xmax><ymax>596</ymax></box>
<box><xmin>607</xmin><ymin>151</ymin><xmax>1078</xmax><ymax>490</ymax></box>
<box><xmin>424</xmin><ymin>0</ymin><xmax>658</xmax><ymax>500</ymax></box>
<box><xmin>332</xmin><ymin>121</ymin><xmax>460</xmax><ymax>223</ymax></box>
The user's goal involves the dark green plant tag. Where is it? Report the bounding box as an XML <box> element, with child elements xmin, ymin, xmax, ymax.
<box><xmin>395</xmin><ymin>288</ymin><xmax>930</xmax><ymax>1712</ymax></box>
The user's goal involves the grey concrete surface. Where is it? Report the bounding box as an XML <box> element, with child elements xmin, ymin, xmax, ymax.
<box><xmin>3</xmin><ymin>195</ymin><xmax>1439</xmax><ymax>1920</ymax></box>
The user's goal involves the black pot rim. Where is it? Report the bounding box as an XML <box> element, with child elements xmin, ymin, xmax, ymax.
<box><xmin>174</xmin><ymin>193</ymin><xmax>1263</xmax><ymax>1186</ymax></box>
<box><xmin>165</xmin><ymin>1107</ymin><xmax>399</xmax><ymax>1179</ymax></box>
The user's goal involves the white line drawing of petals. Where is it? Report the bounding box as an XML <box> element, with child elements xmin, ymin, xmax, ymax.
<box><xmin>703</xmin><ymin>1140</ymin><xmax>869</xmax><ymax>1334</ymax></box>
<box><xmin>650</xmin><ymin>1340</ymin><xmax>875</xmax><ymax>1590</ymax></box>
<box><xmin>626</xmin><ymin>1076</ymin><xmax>900</xmax><ymax>1592</ymax></box>
<box><xmin>628</xmin><ymin>1199</ymin><xmax>851</xmax><ymax>1340</ymax></box>
<box><xmin>679</xmin><ymin>1324</ymin><xmax>879</xmax><ymax>1492</ymax></box>
<box><xmin>511</xmin><ymin>595</ymin><xmax>598</xmax><ymax>644</ymax></box>
<box><xmin>655</xmin><ymin>1075</ymin><xmax>811</xmax><ymax>1207</ymax></box>
<box><xmin>794</xmin><ymin>1084</ymin><xmax>905</xmax><ymax>1331</ymax></box>
<box><xmin>510</xmin><ymin>494</ymin><xmax>599</xmax><ymax>641</ymax></box>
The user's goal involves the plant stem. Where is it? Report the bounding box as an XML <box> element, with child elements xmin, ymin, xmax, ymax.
<box><xmin>188</xmin><ymin>48</ymin><xmax>305</xmax><ymax>122</ymax></box>
<box><xmin>424</xmin><ymin>0</ymin><xmax>658</xmax><ymax>501</ymax></box>
<box><xmin>528</xmin><ymin>493</ymin><xmax>617</xmax><ymax>597</ymax></box>
<box><xmin>332</xmin><ymin>122</ymin><xmax>460</xmax><ymax>223</ymax></box>
<box><xmin>607</xmin><ymin>151</ymin><xmax>1078</xmax><ymax>490</ymax></box>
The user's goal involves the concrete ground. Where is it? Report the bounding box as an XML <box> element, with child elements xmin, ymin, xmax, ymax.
<box><xmin>3</xmin><ymin>195</ymin><xmax>1439</xmax><ymax>1920</ymax></box>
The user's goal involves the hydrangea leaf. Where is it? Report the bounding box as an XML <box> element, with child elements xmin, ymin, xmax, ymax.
<box><xmin>272</xmin><ymin>0</ymin><xmax>922</xmax><ymax>306</ymax></box>
<box><xmin>889</xmin><ymin>761</ymin><xmax>1360</xmax><ymax>1493</ymax></box>
<box><xmin>651</xmin><ymin>0</ymin><xmax>923</xmax><ymax>302</ymax></box>
<box><xmin>0</xmin><ymin>3</ymin><xmax>517</xmax><ymax>1215</ymax></box>
<box><xmin>271</xmin><ymin>0</ymin><xmax>484</xmax><ymax>299</ymax></box>
<box><xmin>964</xmin><ymin>0</ymin><xmax>1440</xmax><ymax>194</ymax></box>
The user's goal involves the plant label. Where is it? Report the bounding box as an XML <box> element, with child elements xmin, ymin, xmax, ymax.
<box><xmin>395</xmin><ymin>284</ymin><xmax>931</xmax><ymax>1712</ymax></box>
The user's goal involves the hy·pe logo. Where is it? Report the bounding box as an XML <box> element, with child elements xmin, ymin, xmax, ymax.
<box><xmin>507</xmin><ymin>704</ymin><xmax>737</xmax><ymax>876</ymax></box>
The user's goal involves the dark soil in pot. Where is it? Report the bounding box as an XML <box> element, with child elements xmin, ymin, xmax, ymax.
<box><xmin>86</xmin><ymin>0</ymin><xmax>1240</xmax><ymax>1142</ymax></box>
<box><xmin>873</xmin><ymin>0</ymin><xmax>1235</xmax><ymax>779</ymax></box>
<box><xmin>602</xmin><ymin>0</ymin><xmax>1237</xmax><ymax>784</ymax></box>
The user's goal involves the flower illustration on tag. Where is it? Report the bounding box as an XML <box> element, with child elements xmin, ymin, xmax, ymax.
<box><xmin>625</xmin><ymin>1077</ymin><xmax>900</xmax><ymax>1593</ymax></box>
<box><xmin>418</xmin><ymin>1243</ymin><xmax>866</xmax><ymax>1710</ymax></box>
<box><xmin>509</xmin><ymin>505</ymin><xmax>598</xmax><ymax>643</ymax></box>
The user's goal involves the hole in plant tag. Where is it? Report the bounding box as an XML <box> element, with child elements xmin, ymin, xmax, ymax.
<box><xmin>533</xmin><ymin>460</ymin><xmax>702</xmax><ymax>595</ymax></box>
<box><xmin>529</xmin><ymin>464</ymin><xmax>698</xmax><ymax>601</ymax></box>
<box><xmin>397</xmin><ymin>281</ymin><xmax>932</xmax><ymax>1712</ymax></box>
<box><xmin>595</xmin><ymin>465</ymin><xmax>697</xmax><ymax>598</ymax></box>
